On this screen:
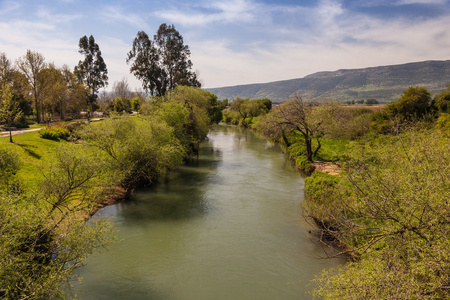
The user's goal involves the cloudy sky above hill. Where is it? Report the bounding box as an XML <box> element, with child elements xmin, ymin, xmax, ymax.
<box><xmin>1</xmin><ymin>0</ymin><xmax>449</xmax><ymax>90</ymax></box>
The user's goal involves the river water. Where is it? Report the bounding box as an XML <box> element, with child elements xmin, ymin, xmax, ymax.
<box><xmin>76</xmin><ymin>125</ymin><xmax>343</xmax><ymax>299</ymax></box>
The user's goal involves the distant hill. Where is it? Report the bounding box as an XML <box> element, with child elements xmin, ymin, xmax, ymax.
<box><xmin>206</xmin><ymin>60</ymin><xmax>450</xmax><ymax>103</ymax></box>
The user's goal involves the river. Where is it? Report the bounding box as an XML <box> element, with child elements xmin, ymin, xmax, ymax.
<box><xmin>75</xmin><ymin>125</ymin><xmax>343</xmax><ymax>299</ymax></box>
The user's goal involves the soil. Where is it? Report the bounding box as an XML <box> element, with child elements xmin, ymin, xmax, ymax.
<box><xmin>312</xmin><ymin>161</ymin><xmax>341</xmax><ymax>176</ymax></box>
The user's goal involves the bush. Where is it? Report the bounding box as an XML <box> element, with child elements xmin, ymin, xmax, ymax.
<box><xmin>436</xmin><ymin>113</ymin><xmax>450</xmax><ymax>130</ymax></box>
<box><xmin>304</xmin><ymin>171</ymin><xmax>340</xmax><ymax>204</ymax></box>
<box><xmin>296</xmin><ymin>156</ymin><xmax>315</xmax><ymax>175</ymax></box>
<box><xmin>370</xmin><ymin>111</ymin><xmax>393</xmax><ymax>134</ymax></box>
<box><xmin>14</xmin><ymin>115</ymin><xmax>30</xmax><ymax>129</ymax></box>
<box><xmin>38</xmin><ymin>126</ymin><xmax>70</xmax><ymax>141</ymax></box>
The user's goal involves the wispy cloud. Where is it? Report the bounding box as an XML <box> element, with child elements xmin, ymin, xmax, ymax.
<box><xmin>101</xmin><ymin>6</ymin><xmax>150</xmax><ymax>30</ymax></box>
<box><xmin>191</xmin><ymin>0</ymin><xmax>450</xmax><ymax>87</ymax></box>
<box><xmin>154</xmin><ymin>0</ymin><xmax>258</xmax><ymax>26</ymax></box>
<box><xmin>0</xmin><ymin>0</ymin><xmax>21</xmax><ymax>15</ymax></box>
<box><xmin>397</xmin><ymin>0</ymin><xmax>448</xmax><ymax>5</ymax></box>
<box><xmin>36</xmin><ymin>7</ymin><xmax>82</xmax><ymax>27</ymax></box>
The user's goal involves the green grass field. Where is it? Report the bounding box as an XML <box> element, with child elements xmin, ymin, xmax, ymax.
<box><xmin>0</xmin><ymin>131</ymin><xmax>66</xmax><ymax>184</ymax></box>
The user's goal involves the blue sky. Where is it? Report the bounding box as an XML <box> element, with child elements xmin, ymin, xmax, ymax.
<box><xmin>1</xmin><ymin>0</ymin><xmax>449</xmax><ymax>90</ymax></box>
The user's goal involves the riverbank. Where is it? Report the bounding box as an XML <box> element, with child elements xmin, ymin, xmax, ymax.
<box><xmin>75</xmin><ymin>124</ymin><xmax>345</xmax><ymax>300</ymax></box>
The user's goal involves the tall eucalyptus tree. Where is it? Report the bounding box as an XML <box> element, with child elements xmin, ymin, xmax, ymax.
<box><xmin>75</xmin><ymin>35</ymin><xmax>108</xmax><ymax>118</ymax></box>
<box><xmin>127</xmin><ymin>24</ymin><xmax>200</xmax><ymax>96</ymax></box>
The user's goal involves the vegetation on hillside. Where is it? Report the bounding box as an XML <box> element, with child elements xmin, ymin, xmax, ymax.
<box><xmin>207</xmin><ymin>60</ymin><xmax>450</xmax><ymax>103</ymax></box>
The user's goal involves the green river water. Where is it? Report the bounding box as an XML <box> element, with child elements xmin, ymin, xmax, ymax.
<box><xmin>76</xmin><ymin>125</ymin><xmax>343</xmax><ymax>299</ymax></box>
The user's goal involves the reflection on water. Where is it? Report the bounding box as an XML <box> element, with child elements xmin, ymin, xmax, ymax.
<box><xmin>75</xmin><ymin>125</ymin><xmax>343</xmax><ymax>300</ymax></box>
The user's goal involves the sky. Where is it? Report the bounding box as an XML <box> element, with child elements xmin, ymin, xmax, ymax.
<box><xmin>0</xmin><ymin>0</ymin><xmax>449</xmax><ymax>90</ymax></box>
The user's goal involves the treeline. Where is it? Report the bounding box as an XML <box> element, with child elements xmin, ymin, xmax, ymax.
<box><xmin>0</xmin><ymin>22</ymin><xmax>201</xmax><ymax>131</ymax></box>
<box><xmin>0</xmin><ymin>22</ymin><xmax>217</xmax><ymax>298</ymax></box>
<box><xmin>0</xmin><ymin>84</ymin><xmax>220</xmax><ymax>298</ymax></box>
<box><xmin>248</xmin><ymin>85</ymin><xmax>450</xmax><ymax>299</ymax></box>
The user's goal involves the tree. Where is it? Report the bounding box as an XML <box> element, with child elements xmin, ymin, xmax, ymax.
<box><xmin>112</xmin><ymin>78</ymin><xmax>132</xmax><ymax>100</ymax></box>
<box><xmin>127</xmin><ymin>24</ymin><xmax>200</xmax><ymax>96</ymax></box>
<box><xmin>308</xmin><ymin>131</ymin><xmax>450</xmax><ymax>299</ymax></box>
<box><xmin>365</xmin><ymin>98</ymin><xmax>379</xmax><ymax>105</ymax></box>
<box><xmin>230</xmin><ymin>97</ymin><xmax>268</xmax><ymax>127</ymax></box>
<box><xmin>0</xmin><ymin>144</ymin><xmax>115</xmax><ymax>299</ymax></box>
<box><xmin>76</xmin><ymin>116</ymin><xmax>185</xmax><ymax>198</ymax></box>
<box><xmin>39</xmin><ymin>64</ymin><xmax>68</xmax><ymax>120</ymax></box>
<box><xmin>434</xmin><ymin>84</ymin><xmax>450</xmax><ymax>113</ymax></box>
<box><xmin>0</xmin><ymin>52</ymin><xmax>14</xmax><ymax>85</ymax></box>
<box><xmin>166</xmin><ymin>86</ymin><xmax>218</xmax><ymax>151</ymax></box>
<box><xmin>0</xmin><ymin>83</ymin><xmax>23</xmax><ymax>142</ymax></box>
<box><xmin>257</xmin><ymin>95</ymin><xmax>324</xmax><ymax>162</ymax></box>
<box><xmin>75</xmin><ymin>35</ymin><xmax>108</xmax><ymax>119</ymax></box>
<box><xmin>16</xmin><ymin>50</ymin><xmax>47</xmax><ymax>123</ymax></box>
<box><xmin>385</xmin><ymin>86</ymin><xmax>433</xmax><ymax>121</ymax></box>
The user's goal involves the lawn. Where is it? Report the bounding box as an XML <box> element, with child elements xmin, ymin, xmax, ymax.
<box><xmin>0</xmin><ymin>131</ymin><xmax>66</xmax><ymax>184</ymax></box>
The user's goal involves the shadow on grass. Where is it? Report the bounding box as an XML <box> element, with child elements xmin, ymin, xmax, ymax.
<box><xmin>18</xmin><ymin>143</ymin><xmax>41</xmax><ymax>159</ymax></box>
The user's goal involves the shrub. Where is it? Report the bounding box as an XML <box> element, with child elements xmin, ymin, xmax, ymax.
<box><xmin>14</xmin><ymin>115</ymin><xmax>30</xmax><ymax>129</ymax></box>
<box><xmin>370</xmin><ymin>111</ymin><xmax>393</xmax><ymax>134</ymax></box>
<box><xmin>296</xmin><ymin>156</ymin><xmax>315</xmax><ymax>175</ymax></box>
<box><xmin>38</xmin><ymin>126</ymin><xmax>70</xmax><ymax>141</ymax></box>
<box><xmin>436</xmin><ymin>113</ymin><xmax>450</xmax><ymax>130</ymax></box>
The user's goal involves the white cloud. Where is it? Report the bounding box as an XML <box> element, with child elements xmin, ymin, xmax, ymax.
<box><xmin>155</xmin><ymin>0</ymin><xmax>258</xmax><ymax>26</ymax></box>
<box><xmin>191</xmin><ymin>0</ymin><xmax>450</xmax><ymax>88</ymax></box>
<box><xmin>397</xmin><ymin>0</ymin><xmax>448</xmax><ymax>4</ymax></box>
<box><xmin>101</xmin><ymin>6</ymin><xmax>150</xmax><ymax>30</ymax></box>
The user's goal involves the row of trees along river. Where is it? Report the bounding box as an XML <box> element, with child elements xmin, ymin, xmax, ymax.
<box><xmin>1</xmin><ymin>21</ymin><xmax>450</xmax><ymax>299</ymax></box>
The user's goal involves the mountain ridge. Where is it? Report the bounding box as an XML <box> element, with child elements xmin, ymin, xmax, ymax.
<box><xmin>206</xmin><ymin>60</ymin><xmax>450</xmax><ymax>102</ymax></box>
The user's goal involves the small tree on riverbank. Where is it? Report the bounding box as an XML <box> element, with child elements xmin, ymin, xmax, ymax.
<box><xmin>0</xmin><ymin>83</ymin><xmax>22</xmax><ymax>143</ymax></box>
<box><xmin>258</xmin><ymin>95</ymin><xmax>324</xmax><ymax>162</ymax></box>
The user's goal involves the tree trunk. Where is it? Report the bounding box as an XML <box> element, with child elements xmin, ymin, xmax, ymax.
<box><xmin>282</xmin><ymin>132</ymin><xmax>291</xmax><ymax>147</ymax></box>
<box><xmin>313</xmin><ymin>137</ymin><xmax>321</xmax><ymax>158</ymax></box>
<box><xmin>305</xmin><ymin>136</ymin><xmax>313</xmax><ymax>162</ymax></box>
<box><xmin>9</xmin><ymin>128</ymin><xmax>13</xmax><ymax>143</ymax></box>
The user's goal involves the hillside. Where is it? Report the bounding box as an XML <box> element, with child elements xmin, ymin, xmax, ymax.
<box><xmin>206</xmin><ymin>60</ymin><xmax>450</xmax><ymax>103</ymax></box>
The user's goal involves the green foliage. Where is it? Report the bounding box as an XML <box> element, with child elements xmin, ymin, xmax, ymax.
<box><xmin>436</xmin><ymin>112</ymin><xmax>450</xmax><ymax>130</ymax></box>
<box><xmin>0</xmin><ymin>142</ymin><xmax>115</xmax><ymax>298</ymax></box>
<box><xmin>38</xmin><ymin>126</ymin><xmax>70</xmax><ymax>140</ymax></box>
<box><xmin>295</xmin><ymin>156</ymin><xmax>315</xmax><ymax>175</ymax></box>
<box><xmin>0</xmin><ymin>192</ymin><xmax>114</xmax><ymax>299</ymax></box>
<box><xmin>365</xmin><ymin>98</ymin><xmax>379</xmax><ymax>105</ymax></box>
<box><xmin>74</xmin><ymin>35</ymin><xmax>108</xmax><ymax>113</ymax></box>
<box><xmin>370</xmin><ymin>110</ymin><xmax>393</xmax><ymax>134</ymax></box>
<box><xmin>131</xmin><ymin>97</ymin><xmax>140</xmax><ymax>111</ymax></box>
<box><xmin>208</xmin><ymin>60</ymin><xmax>450</xmax><ymax>103</ymax></box>
<box><xmin>259</xmin><ymin>98</ymin><xmax>272</xmax><ymax>110</ymax></box>
<box><xmin>434</xmin><ymin>84</ymin><xmax>450</xmax><ymax>113</ymax></box>
<box><xmin>321</xmin><ymin>104</ymin><xmax>373</xmax><ymax>139</ymax></box>
<box><xmin>307</xmin><ymin>130</ymin><xmax>450</xmax><ymax>299</ymax></box>
<box><xmin>257</xmin><ymin>96</ymin><xmax>325</xmax><ymax>162</ymax></box>
<box><xmin>16</xmin><ymin>50</ymin><xmax>46</xmax><ymax>123</ymax></box>
<box><xmin>303</xmin><ymin>172</ymin><xmax>345</xmax><ymax>233</ymax></box>
<box><xmin>127</xmin><ymin>24</ymin><xmax>200</xmax><ymax>96</ymax></box>
<box><xmin>228</xmin><ymin>97</ymin><xmax>269</xmax><ymax>127</ymax></box>
<box><xmin>76</xmin><ymin>115</ymin><xmax>186</xmax><ymax>193</ymax></box>
<box><xmin>385</xmin><ymin>86</ymin><xmax>434</xmax><ymax>121</ymax></box>
<box><xmin>40</xmin><ymin>143</ymin><xmax>107</xmax><ymax>214</ymax></box>
<box><xmin>111</xmin><ymin>97</ymin><xmax>132</xmax><ymax>114</ymax></box>
<box><xmin>0</xmin><ymin>83</ymin><xmax>23</xmax><ymax>142</ymax></box>
<box><xmin>0</xmin><ymin>148</ymin><xmax>21</xmax><ymax>187</ymax></box>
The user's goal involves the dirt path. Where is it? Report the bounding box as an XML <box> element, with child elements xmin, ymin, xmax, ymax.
<box><xmin>312</xmin><ymin>161</ymin><xmax>341</xmax><ymax>175</ymax></box>
<box><xmin>0</xmin><ymin>119</ymin><xmax>103</xmax><ymax>138</ymax></box>
<box><xmin>0</xmin><ymin>128</ymin><xmax>41</xmax><ymax>138</ymax></box>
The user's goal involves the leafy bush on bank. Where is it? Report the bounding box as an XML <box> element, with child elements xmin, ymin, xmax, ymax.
<box><xmin>38</xmin><ymin>126</ymin><xmax>70</xmax><ymax>140</ymax></box>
